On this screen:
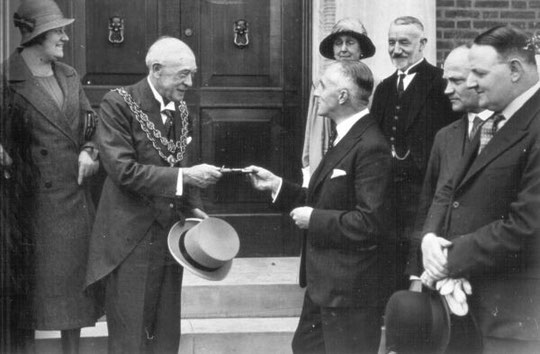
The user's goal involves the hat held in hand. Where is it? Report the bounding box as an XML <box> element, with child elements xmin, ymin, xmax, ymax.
<box><xmin>384</xmin><ymin>290</ymin><xmax>451</xmax><ymax>354</ymax></box>
<box><xmin>168</xmin><ymin>217</ymin><xmax>240</xmax><ymax>281</ymax></box>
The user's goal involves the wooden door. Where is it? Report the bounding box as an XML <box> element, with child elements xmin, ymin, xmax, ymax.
<box><xmin>64</xmin><ymin>0</ymin><xmax>310</xmax><ymax>256</ymax></box>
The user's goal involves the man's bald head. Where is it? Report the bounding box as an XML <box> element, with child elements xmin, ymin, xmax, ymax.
<box><xmin>443</xmin><ymin>45</ymin><xmax>481</xmax><ymax>113</ymax></box>
<box><xmin>145</xmin><ymin>36</ymin><xmax>196</xmax><ymax>71</ymax></box>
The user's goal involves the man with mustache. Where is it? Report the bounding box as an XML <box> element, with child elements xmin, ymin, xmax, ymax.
<box><xmin>371</xmin><ymin>16</ymin><xmax>459</xmax><ymax>291</ymax></box>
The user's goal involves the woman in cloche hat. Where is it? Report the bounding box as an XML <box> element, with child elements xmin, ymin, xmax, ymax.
<box><xmin>2</xmin><ymin>0</ymin><xmax>101</xmax><ymax>352</ymax></box>
<box><xmin>301</xmin><ymin>17</ymin><xmax>376</xmax><ymax>186</ymax></box>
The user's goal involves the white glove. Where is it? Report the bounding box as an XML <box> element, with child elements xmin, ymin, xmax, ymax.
<box><xmin>435</xmin><ymin>278</ymin><xmax>472</xmax><ymax>316</ymax></box>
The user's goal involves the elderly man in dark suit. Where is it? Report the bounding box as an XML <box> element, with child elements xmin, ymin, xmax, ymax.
<box><xmin>371</xmin><ymin>16</ymin><xmax>459</xmax><ymax>290</ymax></box>
<box><xmin>85</xmin><ymin>37</ymin><xmax>222</xmax><ymax>353</ymax></box>
<box><xmin>247</xmin><ymin>60</ymin><xmax>393</xmax><ymax>354</ymax></box>
<box><xmin>421</xmin><ymin>25</ymin><xmax>540</xmax><ymax>353</ymax></box>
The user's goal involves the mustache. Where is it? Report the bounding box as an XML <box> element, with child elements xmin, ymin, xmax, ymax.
<box><xmin>391</xmin><ymin>54</ymin><xmax>406</xmax><ymax>59</ymax></box>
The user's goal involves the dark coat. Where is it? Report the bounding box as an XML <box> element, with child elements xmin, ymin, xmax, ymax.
<box><xmin>275</xmin><ymin>114</ymin><xmax>393</xmax><ymax>308</ymax></box>
<box><xmin>371</xmin><ymin>59</ymin><xmax>459</xmax><ymax>175</ymax></box>
<box><xmin>406</xmin><ymin>116</ymin><xmax>469</xmax><ymax>276</ymax></box>
<box><xmin>85</xmin><ymin>78</ymin><xmax>202</xmax><ymax>287</ymax></box>
<box><xmin>0</xmin><ymin>51</ymin><xmax>101</xmax><ymax>330</ymax></box>
<box><xmin>423</xmin><ymin>88</ymin><xmax>540</xmax><ymax>342</ymax></box>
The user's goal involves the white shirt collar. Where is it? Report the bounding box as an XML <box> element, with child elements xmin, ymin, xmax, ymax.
<box><xmin>334</xmin><ymin>108</ymin><xmax>369</xmax><ymax>146</ymax></box>
<box><xmin>501</xmin><ymin>80</ymin><xmax>540</xmax><ymax>120</ymax></box>
<box><xmin>467</xmin><ymin>109</ymin><xmax>493</xmax><ymax>123</ymax></box>
<box><xmin>398</xmin><ymin>57</ymin><xmax>424</xmax><ymax>76</ymax></box>
<box><xmin>147</xmin><ymin>76</ymin><xmax>176</xmax><ymax>112</ymax></box>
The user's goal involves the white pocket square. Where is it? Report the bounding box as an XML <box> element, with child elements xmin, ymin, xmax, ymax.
<box><xmin>330</xmin><ymin>169</ymin><xmax>347</xmax><ymax>179</ymax></box>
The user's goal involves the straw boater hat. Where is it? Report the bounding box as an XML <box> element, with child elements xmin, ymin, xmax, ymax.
<box><xmin>168</xmin><ymin>217</ymin><xmax>240</xmax><ymax>281</ymax></box>
<box><xmin>14</xmin><ymin>0</ymin><xmax>74</xmax><ymax>46</ymax></box>
<box><xmin>319</xmin><ymin>17</ymin><xmax>376</xmax><ymax>60</ymax></box>
<box><xmin>384</xmin><ymin>290</ymin><xmax>451</xmax><ymax>354</ymax></box>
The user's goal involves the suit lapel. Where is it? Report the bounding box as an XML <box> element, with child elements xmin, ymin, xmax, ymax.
<box><xmin>456</xmin><ymin>89</ymin><xmax>540</xmax><ymax>189</ymax></box>
<box><xmin>308</xmin><ymin>114</ymin><xmax>375</xmax><ymax>196</ymax></box>
<box><xmin>132</xmin><ymin>79</ymin><xmax>166</xmax><ymax>133</ymax></box>
<box><xmin>7</xmin><ymin>52</ymin><xmax>78</xmax><ymax>146</ymax></box>
<box><xmin>403</xmin><ymin>60</ymin><xmax>438</xmax><ymax>132</ymax></box>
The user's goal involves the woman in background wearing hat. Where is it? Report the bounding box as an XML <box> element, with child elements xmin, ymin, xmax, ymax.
<box><xmin>1</xmin><ymin>0</ymin><xmax>101</xmax><ymax>352</ymax></box>
<box><xmin>301</xmin><ymin>17</ymin><xmax>376</xmax><ymax>186</ymax></box>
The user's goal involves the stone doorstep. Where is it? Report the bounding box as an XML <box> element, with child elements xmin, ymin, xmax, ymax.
<box><xmin>36</xmin><ymin>317</ymin><xmax>299</xmax><ymax>339</ymax></box>
<box><xmin>182</xmin><ymin>257</ymin><xmax>301</xmax><ymax>286</ymax></box>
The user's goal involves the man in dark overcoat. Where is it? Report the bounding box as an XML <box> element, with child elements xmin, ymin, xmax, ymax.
<box><xmin>247</xmin><ymin>60</ymin><xmax>393</xmax><ymax>353</ymax></box>
<box><xmin>421</xmin><ymin>25</ymin><xmax>540</xmax><ymax>353</ymax></box>
<box><xmin>405</xmin><ymin>45</ymin><xmax>492</xmax><ymax>353</ymax></box>
<box><xmin>371</xmin><ymin>16</ymin><xmax>459</xmax><ymax>290</ymax></box>
<box><xmin>85</xmin><ymin>37</ymin><xmax>222</xmax><ymax>353</ymax></box>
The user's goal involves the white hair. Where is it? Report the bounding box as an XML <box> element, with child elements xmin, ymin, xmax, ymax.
<box><xmin>145</xmin><ymin>36</ymin><xmax>194</xmax><ymax>71</ymax></box>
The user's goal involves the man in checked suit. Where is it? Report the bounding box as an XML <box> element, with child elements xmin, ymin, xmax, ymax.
<box><xmin>371</xmin><ymin>16</ymin><xmax>459</xmax><ymax>290</ymax></box>
<box><xmin>421</xmin><ymin>25</ymin><xmax>540</xmax><ymax>353</ymax></box>
<box><xmin>247</xmin><ymin>60</ymin><xmax>393</xmax><ymax>353</ymax></box>
<box><xmin>86</xmin><ymin>37</ymin><xmax>222</xmax><ymax>353</ymax></box>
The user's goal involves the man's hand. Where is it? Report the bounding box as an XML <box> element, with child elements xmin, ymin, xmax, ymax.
<box><xmin>421</xmin><ymin>232</ymin><xmax>452</xmax><ymax>281</ymax></box>
<box><xmin>183</xmin><ymin>164</ymin><xmax>222</xmax><ymax>188</ymax></box>
<box><xmin>191</xmin><ymin>208</ymin><xmax>209</xmax><ymax>219</ymax></box>
<box><xmin>290</xmin><ymin>206</ymin><xmax>313</xmax><ymax>229</ymax></box>
<box><xmin>78</xmin><ymin>150</ymin><xmax>99</xmax><ymax>185</ymax></box>
<box><xmin>245</xmin><ymin>165</ymin><xmax>281</xmax><ymax>194</ymax></box>
<box><xmin>0</xmin><ymin>144</ymin><xmax>12</xmax><ymax>167</ymax></box>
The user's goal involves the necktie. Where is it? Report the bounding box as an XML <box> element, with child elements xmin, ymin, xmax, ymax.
<box><xmin>469</xmin><ymin>116</ymin><xmax>483</xmax><ymax>141</ymax></box>
<box><xmin>328</xmin><ymin>121</ymin><xmax>337</xmax><ymax>149</ymax></box>
<box><xmin>162</xmin><ymin>109</ymin><xmax>175</xmax><ymax>139</ymax></box>
<box><xmin>397</xmin><ymin>73</ymin><xmax>406</xmax><ymax>99</ymax></box>
<box><xmin>478</xmin><ymin>113</ymin><xmax>504</xmax><ymax>154</ymax></box>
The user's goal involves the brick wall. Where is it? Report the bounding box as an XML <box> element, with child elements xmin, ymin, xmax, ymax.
<box><xmin>436</xmin><ymin>0</ymin><xmax>540</xmax><ymax>65</ymax></box>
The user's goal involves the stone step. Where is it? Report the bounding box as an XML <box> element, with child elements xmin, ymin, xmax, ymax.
<box><xmin>181</xmin><ymin>257</ymin><xmax>304</xmax><ymax>318</ymax></box>
<box><xmin>36</xmin><ymin>317</ymin><xmax>298</xmax><ymax>354</ymax></box>
<box><xmin>179</xmin><ymin>317</ymin><xmax>298</xmax><ymax>354</ymax></box>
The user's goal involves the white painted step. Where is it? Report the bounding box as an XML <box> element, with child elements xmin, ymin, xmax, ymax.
<box><xmin>36</xmin><ymin>317</ymin><xmax>298</xmax><ymax>354</ymax></box>
<box><xmin>179</xmin><ymin>317</ymin><xmax>298</xmax><ymax>354</ymax></box>
<box><xmin>181</xmin><ymin>257</ymin><xmax>304</xmax><ymax>318</ymax></box>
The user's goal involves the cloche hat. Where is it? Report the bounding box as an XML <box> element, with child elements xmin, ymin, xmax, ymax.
<box><xmin>319</xmin><ymin>17</ymin><xmax>376</xmax><ymax>60</ymax></box>
<box><xmin>14</xmin><ymin>0</ymin><xmax>74</xmax><ymax>46</ymax></box>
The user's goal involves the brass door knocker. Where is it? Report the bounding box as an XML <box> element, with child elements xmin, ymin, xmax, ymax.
<box><xmin>108</xmin><ymin>16</ymin><xmax>125</xmax><ymax>44</ymax></box>
<box><xmin>233</xmin><ymin>19</ymin><xmax>249</xmax><ymax>48</ymax></box>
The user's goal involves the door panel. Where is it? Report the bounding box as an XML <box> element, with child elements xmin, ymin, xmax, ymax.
<box><xmin>182</xmin><ymin>0</ymin><xmax>304</xmax><ymax>256</ymax></box>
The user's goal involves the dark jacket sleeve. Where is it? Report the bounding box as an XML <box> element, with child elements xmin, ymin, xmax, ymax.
<box><xmin>97</xmin><ymin>90</ymin><xmax>180</xmax><ymax>198</ymax></box>
<box><xmin>405</xmin><ymin>130</ymin><xmax>443</xmax><ymax>276</ymax></box>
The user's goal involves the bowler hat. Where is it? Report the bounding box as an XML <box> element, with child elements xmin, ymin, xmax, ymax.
<box><xmin>384</xmin><ymin>290</ymin><xmax>451</xmax><ymax>354</ymax></box>
<box><xmin>14</xmin><ymin>0</ymin><xmax>74</xmax><ymax>46</ymax></box>
<box><xmin>168</xmin><ymin>217</ymin><xmax>240</xmax><ymax>281</ymax></box>
<box><xmin>319</xmin><ymin>18</ymin><xmax>376</xmax><ymax>60</ymax></box>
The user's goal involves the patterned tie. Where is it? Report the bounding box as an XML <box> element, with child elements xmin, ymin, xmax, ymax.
<box><xmin>162</xmin><ymin>109</ymin><xmax>175</xmax><ymax>139</ymax></box>
<box><xmin>469</xmin><ymin>116</ymin><xmax>483</xmax><ymax>141</ymax></box>
<box><xmin>328</xmin><ymin>121</ymin><xmax>338</xmax><ymax>149</ymax></box>
<box><xmin>478</xmin><ymin>113</ymin><xmax>505</xmax><ymax>154</ymax></box>
<box><xmin>397</xmin><ymin>73</ymin><xmax>406</xmax><ymax>99</ymax></box>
